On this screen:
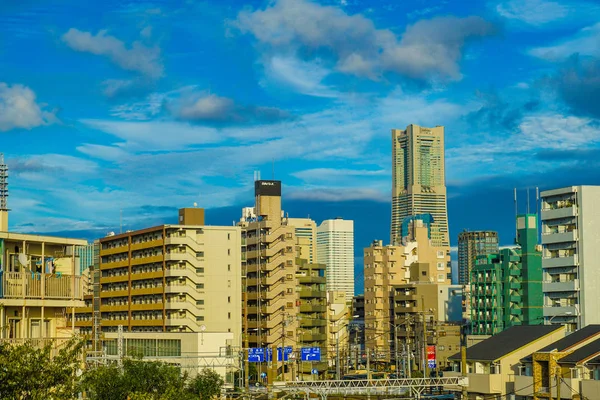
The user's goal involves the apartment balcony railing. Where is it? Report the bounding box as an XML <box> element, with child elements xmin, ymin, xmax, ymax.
<box><xmin>0</xmin><ymin>272</ymin><xmax>83</xmax><ymax>300</ymax></box>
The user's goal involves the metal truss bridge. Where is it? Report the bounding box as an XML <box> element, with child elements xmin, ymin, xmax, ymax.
<box><xmin>273</xmin><ymin>377</ymin><xmax>468</xmax><ymax>399</ymax></box>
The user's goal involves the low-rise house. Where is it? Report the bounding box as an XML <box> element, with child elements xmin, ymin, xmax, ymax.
<box><xmin>448</xmin><ymin>325</ymin><xmax>565</xmax><ymax>399</ymax></box>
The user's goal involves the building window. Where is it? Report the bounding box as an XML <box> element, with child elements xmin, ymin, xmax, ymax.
<box><xmin>196</xmin><ymin>300</ymin><xmax>204</xmax><ymax>305</ymax></box>
<box><xmin>196</xmin><ymin>316</ymin><xmax>204</xmax><ymax>321</ymax></box>
<box><xmin>196</xmin><ymin>267</ymin><xmax>204</xmax><ymax>274</ymax></box>
<box><xmin>228</xmin><ymin>264</ymin><xmax>231</xmax><ymax>271</ymax></box>
<box><xmin>437</xmin><ymin>274</ymin><xmax>445</xmax><ymax>282</ymax></box>
<box><xmin>437</xmin><ymin>262</ymin><xmax>445</xmax><ymax>270</ymax></box>
<box><xmin>437</xmin><ymin>251</ymin><xmax>444</xmax><ymax>258</ymax></box>
<box><xmin>422</xmin><ymin>271</ymin><xmax>427</xmax><ymax>276</ymax></box>
<box><xmin>196</xmin><ymin>283</ymin><xmax>204</xmax><ymax>289</ymax></box>
<box><xmin>228</xmin><ymin>280</ymin><xmax>231</xmax><ymax>288</ymax></box>
<box><xmin>196</xmin><ymin>252</ymin><xmax>204</xmax><ymax>258</ymax></box>
<box><xmin>228</xmin><ymin>312</ymin><xmax>231</xmax><ymax>319</ymax></box>
<box><xmin>227</xmin><ymin>233</ymin><xmax>231</xmax><ymax>240</ymax></box>
<box><xmin>228</xmin><ymin>296</ymin><xmax>231</xmax><ymax>303</ymax></box>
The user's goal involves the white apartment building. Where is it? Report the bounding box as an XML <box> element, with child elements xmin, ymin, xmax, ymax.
<box><xmin>317</xmin><ymin>218</ymin><xmax>354</xmax><ymax>302</ymax></box>
<box><xmin>541</xmin><ymin>186</ymin><xmax>600</xmax><ymax>331</ymax></box>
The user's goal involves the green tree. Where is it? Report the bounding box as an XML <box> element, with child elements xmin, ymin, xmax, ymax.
<box><xmin>185</xmin><ymin>368</ymin><xmax>224</xmax><ymax>400</ymax></box>
<box><xmin>81</xmin><ymin>358</ymin><xmax>195</xmax><ymax>400</ymax></box>
<box><xmin>0</xmin><ymin>337</ymin><xmax>85</xmax><ymax>400</ymax></box>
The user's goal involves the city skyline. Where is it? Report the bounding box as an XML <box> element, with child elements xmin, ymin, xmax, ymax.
<box><xmin>1</xmin><ymin>0</ymin><xmax>599</xmax><ymax>294</ymax></box>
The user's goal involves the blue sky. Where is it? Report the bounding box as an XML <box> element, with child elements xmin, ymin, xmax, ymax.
<box><xmin>2</xmin><ymin>0</ymin><xmax>600</xmax><ymax>292</ymax></box>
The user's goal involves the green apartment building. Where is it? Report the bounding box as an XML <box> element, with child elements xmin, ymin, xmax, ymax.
<box><xmin>470</xmin><ymin>214</ymin><xmax>543</xmax><ymax>335</ymax></box>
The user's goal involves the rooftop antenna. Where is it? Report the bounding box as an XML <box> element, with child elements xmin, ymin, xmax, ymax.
<box><xmin>0</xmin><ymin>153</ymin><xmax>8</xmax><ymax>212</ymax></box>
<box><xmin>527</xmin><ymin>187</ymin><xmax>530</xmax><ymax>214</ymax></box>
<box><xmin>514</xmin><ymin>188</ymin><xmax>518</xmax><ymax>241</ymax></box>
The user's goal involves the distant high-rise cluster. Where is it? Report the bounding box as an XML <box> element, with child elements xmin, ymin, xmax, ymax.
<box><xmin>458</xmin><ymin>231</ymin><xmax>499</xmax><ymax>286</ymax></box>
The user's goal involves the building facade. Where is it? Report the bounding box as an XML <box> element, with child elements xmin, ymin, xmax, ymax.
<box><xmin>74</xmin><ymin>209</ymin><xmax>242</xmax><ymax>352</ymax></box>
<box><xmin>470</xmin><ymin>214</ymin><xmax>543</xmax><ymax>335</ymax></box>
<box><xmin>317</xmin><ymin>218</ymin><xmax>354</xmax><ymax>302</ymax></box>
<box><xmin>0</xmin><ymin>233</ymin><xmax>88</xmax><ymax>341</ymax></box>
<box><xmin>540</xmin><ymin>186</ymin><xmax>600</xmax><ymax>331</ymax></box>
<box><xmin>391</xmin><ymin>124</ymin><xmax>449</xmax><ymax>247</ymax></box>
<box><xmin>364</xmin><ymin>216</ymin><xmax>451</xmax><ymax>363</ymax></box>
<box><xmin>458</xmin><ymin>231</ymin><xmax>499</xmax><ymax>286</ymax></box>
<box><xmin>76</xmin><ymin>240</ymin><xmax>99</xmax><ymax>274</ymax></box>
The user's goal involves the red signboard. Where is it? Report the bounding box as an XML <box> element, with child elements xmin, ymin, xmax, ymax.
<box><xmin>427</xmin><ymin>345</ymin><xmax>436</xmax><ymax>368</ymax></box>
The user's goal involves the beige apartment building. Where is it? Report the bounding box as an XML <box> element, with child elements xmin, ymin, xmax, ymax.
<box><xmin>74</xmin><ymin>208</ymin><xmax>242</xmax><ymax>351</ymax></box>
<box><xmin>327</xmin><ymin>291</ymin><xmax>350</xmax><ymax>375</ymax></box>
<box><xmin>0</xmin><ymin>232</ymin><xmax>88</xmax><ymax>342</ymax></box>
<box><xmin>391</xmin><ymin>124</ymin><xmax>449</xmax><ymax>247</ymax></box>
<box><xmin>364</xmin><ymin>216</ymin><xmax>451</xmax><ymax>363</ymax></box>
<box><xmin>241</xmin><ymin>181</ymin><xmax>300</xmax><ymax>377</ymax></box>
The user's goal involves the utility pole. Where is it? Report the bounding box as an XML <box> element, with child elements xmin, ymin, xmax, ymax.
<box><xmin>461</xmin><ymin>325</ymin><xmax>468</xmax><ymax>400</ymax></box>
<box><xmin>281</xmin><ymin>311</ymin><xmax>286</xmax><ymax>383</ymax></box>
<box><xmin>556</xmin><ymin>365</ymin><xmax>561</xmax><ymax>400</ymax></box>
<box><xmin>422</xmin><ymin>296</ymin><xmax>428</xmax><ymax>378</ymax></box>
<box><xmin>336</xmin><ymin>327</ymin><xmax>341</xmax><ymax>380</ymax></box>
<box><xmin>405</xmin><ymin>313</ymin><xmax>411</xmax><ymax>379</ymax></box>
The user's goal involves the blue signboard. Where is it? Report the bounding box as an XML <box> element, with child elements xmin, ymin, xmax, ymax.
<box><xmin>248</xmin><ymin>348</ymin><xmax>265</xmax><ymax>363</ymax></box>
<box><xmin>311</xmin><ymin>369</ymin><xmax>319</xmax><ymax>375</ymax></box>
<box><xmin>278</xmin><ymin>346</ymin><xmax>293</xmax><ymax>361</ymax></box>
<box><xmin>301</xmin><ymin>347</ymin><xmax>321</xmax><ymax>361</ymax></box>
<box><xmin>428</xmin><ymin>360</ymin><xmax>436</xmax><ymax>369</ymax></box>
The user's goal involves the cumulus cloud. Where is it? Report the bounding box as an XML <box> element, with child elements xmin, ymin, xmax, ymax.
<box><xmin>62</xmin><ymin>28</ymin><xmax>163</xmax><ymax>78</ymax></box>
<box><xmin>0</xmin><ymin>83</ymin><xmax>58</xmax><ymax>132</ymax></box>
<box><xmin>496</xmin><ymin>0</ymin><xmax>568</xmax><ymax>25</ymax></box>
<box><xmin>167</xmin><ymin>90</ymin><xmax>293</xmax><ymax>123</ymax></box>
<box><xmin>234</xmin><ymin>0</ymin><xmax>496</xmax><ymax>81</ymax></box>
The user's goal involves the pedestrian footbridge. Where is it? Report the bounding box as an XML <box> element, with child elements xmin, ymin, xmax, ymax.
<box><xmin>273</xmin><ymin>377</ymin><xmax>468</xmax><ymax>399</ymax></box>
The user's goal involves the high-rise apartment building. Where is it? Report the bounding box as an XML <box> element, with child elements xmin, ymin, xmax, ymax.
<box><xmin>364</xmin><ymin>216</ymin><xmax>451</xmax><ymax>362</ymax></box>
<box><xmin>317</xmin><ymin>218</ymin><xmax>354</xmax><ymax>302</ymax></box>
<box><xmin>76</xmin><ymin>240</ymin><xmax>99</xmax><ymax>274</ymax></box>
<box><xmin>541</xmin><ymin>186</ymin><xmax>600</xmax><ymax>331</ymax></box>
<box><xmin>74</xmin><ymin>209</ymin><xmax>242</xmax><ymax>350</ymax></box>
<box><xmin>241</xmin><ymin>181</ymin><xmax>329</xmax><ymax>380</ymax></box>
<box><xmin>470</xmin><ymin>214</ymin><xmax>542</xmax><ymax>335</ymax></box>
<box><xmin>391</xmin><ymin>124</ymin><xmax>449</xmax><ymax>247</ymax></box>
<box><xmin>458</xmin><ymin>231</ymin><xmax>499</xmax><ymax>285</ymax></box>
<box><xmin>288</xmin><ymin>218</ymin><xmax>317</xmax><ymax>263</ymax></box>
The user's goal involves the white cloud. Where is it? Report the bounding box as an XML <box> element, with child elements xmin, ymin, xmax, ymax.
<box><xmin>446</xmin><ymin>113</ymin><xmax>600</xmax><ymax>180</ymax></box>
<box><xmin>62</xmin><ymin>28</ymin><xmax>163</xmax><ymax>78</ymax></box>
<box><xmin>76</xmin><ymin>144</ymin><xmax>129</xmax><ymax>161</ymax></box>
<box><xmin>291</xmin><ymin>168</ymin><xmax>388</xmax><ymax>181</ymax></box>
<box><xmin>80</xmin><ymin>119</ymin><xmax>222</xmax><ymax>151</ymax></box>
<box><xmin>529</xmin><ymin>22</ymin><xmax>600</xmax><ymax>60</ymax></box>
<box><xmin>235</xmin><ymin>0</ymin><xmax>495</xmax><ymax>81</ymax></box>
<box><xmin>173</xmin><ymin>94</ymin><xmax>235</xmax><ymax>121</ymax></box>
<box><xmin>261</xmin><ymin>56</ymin><xmax>340</xmax><ymax>97</ymax></box>
<box><xmin>287</xmin><ymin>187</ymin><xmax>388</xmax><ymax>202</ymax></box>
<box><xmin>0</xmin><ymin>83</ymin><xmax>58</xmax><ymax>132</ymax></box>
<box><xmin>496</xmin><ymin>0</ymin><xmax>568</xmax><ymax>25</ymax></box>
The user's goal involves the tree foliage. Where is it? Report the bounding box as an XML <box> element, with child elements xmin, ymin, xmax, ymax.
<box><xmin>80</xmin><ymin>359</ymin><xmax>224</xmax><ymax>400</ymax></box>
<box><xmin>0</xmin><ymin>338</ymin><xmax>85</xmax><ymax>400</ymax></box>
<box><xmin>186</xmin><ymin>368</ymin><xmax>224</xmax><ymax>400</ymax></box>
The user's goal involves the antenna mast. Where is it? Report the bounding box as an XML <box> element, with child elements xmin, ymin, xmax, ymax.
<box><xmin>0</xmin><ymin>154</ymin><xmax>8</xmax><ymax>211</ymax></box>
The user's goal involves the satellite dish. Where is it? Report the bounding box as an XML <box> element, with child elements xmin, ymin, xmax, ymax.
<box><xmin>193</xmin><ymin>202</ymin><xmax>198</xmax><ymax>208</ymax></box>
<box><xmin>200</xmin><ymin>325</ymin><xmax>206</xmax><ymax>332</ymax></box>
<box><xmin>18</xmin><ymin>253</ymin><xmax>28</xmax><ymax>266</ymax></box>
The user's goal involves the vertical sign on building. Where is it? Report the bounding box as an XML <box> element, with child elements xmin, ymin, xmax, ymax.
<box><xmin>427</xmin><ymin>345</ymin><xmax>436</xmax><ymax>369</ymax></box>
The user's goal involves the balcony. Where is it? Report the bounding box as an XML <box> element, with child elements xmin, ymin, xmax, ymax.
<box><xmin>541</xmin><ymin>206</ymin><xmax>577</xmax><ymax>220</ymax></box>
<box><xmin>541</xmin><ymin>230</ymin><xmax>578</xmax><ymax>245</ymax></box>
<box><xmin>299</xmin><ymin>304</ymin><xmax>326</xmax><ymax>313</ymax></box>
<box><xmin>0</xmin><ymin>272</ymin><xmax>84</xmax><ymax>301</ymax></box>
<box><xmin>299</xmin><ymin>318</ymin><xmax>327</xmax><ymax>327</ymax></box>
<box><xmin>298</xmin><ymin>276</ymin><xmax>326</xmax><ymax>284</ymax></box>
<box><xmin>299</xmin><ymin>332</ymin><xmax>326</xmax><ymax>342</ymax></box>
<box><xmin>395</xmin><ymin>305</ymin><xmax>417</xmax><ymax>313</ymax></box>
<box><xmin>543</xmin><ymin>305</ymin><xmax>578</xmax><ymax>317</ymax></box>
<box><xmin>514</xmin><ymin>375</ymin><xmax>533</xmax><ymax>396</ymax></box>
<box><xmin>467</xmin><ymin>373</ymin><xmax>503</xmax><ymax>394</ymax></box>
<box><xmin>581</xmin><ymin>380</ymin><xmax>600</xmax><ymax>397</ymax></box>
<box><xmin>543</xmin><ymin>279</ymin><xmax>579</xmax><ymax>292</ymax></box>
<box><xmin>299</xmin><ymin>289</ymin><xmax>326</xmax><ymax>298</ymax></box>
<box><xmin>543</xmin><ymin>255</ymin><xmax>578</xmax><ymax>268</ymax></box>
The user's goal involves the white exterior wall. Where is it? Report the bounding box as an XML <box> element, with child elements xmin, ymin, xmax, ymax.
<box><xmin>541</xmin><ymin>186</ymin><xmax>600</xmax><ymax>330</ymax></box>
<box><xmin>317</xmin><ymin>219</ymin><xmax>354</xmax><ymax>302</ymax></box>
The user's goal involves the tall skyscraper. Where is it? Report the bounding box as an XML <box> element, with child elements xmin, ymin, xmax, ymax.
<box><xmin>317</xmin><ymin>218</ymin><xmax>354</xmax><ymax>302</ymax></box>
<box><xmin>458</xmin><ymin>231</ymin><xmax>499</xmax><ymax>285</ymax></box>
<box><xmin>541</xmin><ymin>186</ymin><xmax>600</xmax><ymax>332</ymax></box>
<box><xmin>391</xmin><ymin>124</ymin><xmax>449</xmax><ymax>247</ymax></box>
